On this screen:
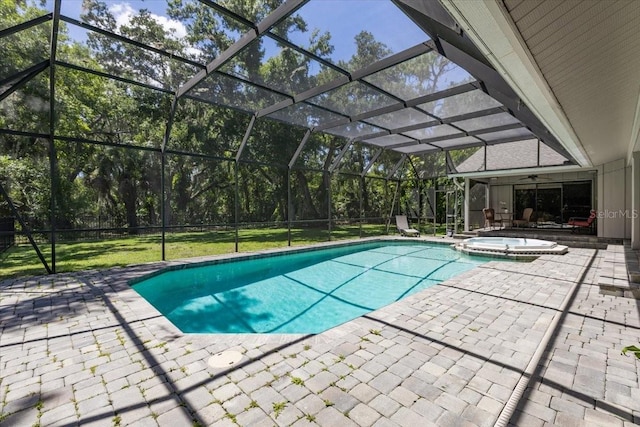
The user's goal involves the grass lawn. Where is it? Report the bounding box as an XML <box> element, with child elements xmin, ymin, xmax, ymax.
<box><xmin>0</xmin><ymin>223</ymin><xmax>446</xmax><ymax>280</ymax></box>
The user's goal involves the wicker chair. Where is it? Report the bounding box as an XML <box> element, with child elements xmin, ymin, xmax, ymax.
<box><xmin>482</xmin><ymin>208</ymin><xmax>503</xmax><ymax>230</ymax></box>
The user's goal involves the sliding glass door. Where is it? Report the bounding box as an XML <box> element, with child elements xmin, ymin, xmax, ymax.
<box><xmin>513</xmin><ymin>180</ymin><xmax>592</xmax><ymax>227</ymax></box>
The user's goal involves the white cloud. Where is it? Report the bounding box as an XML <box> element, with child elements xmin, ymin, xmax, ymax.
<box><xmin>109</xmin><ymin>2</ymin><xmax>187</xmax><ymax>40</ymax></box>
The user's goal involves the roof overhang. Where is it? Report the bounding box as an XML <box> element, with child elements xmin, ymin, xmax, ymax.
<box><xmin>449</xmin><ymin>163</ymin><xmax>591</xmax><ymax>181</ymax></box>
<box><xmin>628</xmin><ymin>91</ymin><xmax>640</xmax><ymax>165</ymax></box>
<box><xmin>439</xmin><ymin>0</ymin><xmax>592</xmax><ymax>167</ymax></box>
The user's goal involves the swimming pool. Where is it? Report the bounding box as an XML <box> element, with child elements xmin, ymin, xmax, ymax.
<box><xmin>132</xmin><ymin>241</ymin><xmax>488</xmax><ymax>334</ymax></box>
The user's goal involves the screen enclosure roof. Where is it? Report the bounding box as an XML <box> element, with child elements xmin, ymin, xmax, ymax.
<box><xmin>2</xmin><ymin>0</ymin><xmax>576</xmax><ymax>172</ymax></box>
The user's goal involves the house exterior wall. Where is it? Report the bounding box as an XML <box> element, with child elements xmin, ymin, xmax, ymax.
<box><xmin>632</xmin><ymin>152</ymin><xmax>640</xmax><ymax>249</ymax></box>
<box><xmin>597</xmin><ymin>158</ymin><xmax>631</xmax><ymax>239</ymax></box>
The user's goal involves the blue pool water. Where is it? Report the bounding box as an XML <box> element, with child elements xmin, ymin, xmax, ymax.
<box><xmin>132</xmin><ymin>241</ymin><xmax>487</xmax><ymax>334</ymax></box>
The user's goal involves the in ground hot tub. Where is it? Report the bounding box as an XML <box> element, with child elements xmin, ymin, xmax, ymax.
<box><xmin>455</xmin><ymin>236</ymin><xmax>568</xmax><ymax>257</ymax></box>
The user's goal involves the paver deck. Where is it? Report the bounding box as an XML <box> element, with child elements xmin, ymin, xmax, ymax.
<box><xmin>1</xmin><ymin>241</ymin><xmax>639</xmax><ymax>426</ymax></box>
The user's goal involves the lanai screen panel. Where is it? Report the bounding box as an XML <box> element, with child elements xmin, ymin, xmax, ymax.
<box><xmin>403</xmin><ymin>124</ymin><xmax>461</xmax><ymax>142</ymax></box>
<box><xmin>366</xmin><ymin>150</ymin><xmax>406</xmax><ymax>179</ymax></box>
<box><xmin>267</xmin><ymin>102</ymin><xmax>346</xmax><ymax>129</ymax></box>
<box><xmin>272</xmin><ymin>0</ymin><xmax>430</xmax><ymax>71</ymax></box>
<box><xmin>418</xmin><ymin>89</ymin><xmax>502</xmax><ymax>119</ymax></box>
<box><xmin>308</xmin><ymin>82</ymin><xmax>399</xmax><ymax>118</ymax></box>
<box><xmin>1</xmin><ymin>71</ymin><xmax>50</xmax><ymax>135</ymax></box>
<box><xmin>60</xmin><ymin>0</ymin><xmax>251</xmax><ymax>63</ymax></box>
<box><xmin>57</xmin><ymin>144</ymin><xmax>163</xmax><ymax>238</ymax></box>
<box><xmin>0</xmin><ymin>134</ymin><xmax>51</xmax><ymax>236</ymax></box>
<box><xmin>452</xmin><ymin>112</ymin><xmax>522</xmax><ymax>133</ymax></box>
<box><xmin>239</xmin><ymin>119</ymin><xmax>307</xmax><ymax>166</ymax></box>
<box><xmin>363</xmin><ymin>51</ymin><xmax>473</xmax><ymax>101</ymax></box>
<box><xmin>365</xmin><ymin>108</ymin><xmax>435</xmax><ymax>131</ymax></box>
<box><xmin>430</xmin><ymin>136</ymin><xmax>482</xmax><ymax>150</ymax></box>
<box><xmin>237</xmin><ymin>163</ymin><xmax>288</xmax><ymax>225</ymax></box>
<box><xmin>1</xmin><ymin>23</ymin><xmax>51</xmax><ymax>81</ymax></box>
<box><xmin>323</xmin><ymin>122</ymin><xmax>385</xmax><ymax>141</ymax></box>
<box><xmin>339</xmin><ymin>144</ymin><xmax>380</xmax><ymax>175</ymax></box>
<box><xmin>54</xmin><ymin>69</ymin><xmax>174</xmax><ymax>147</ymax></box>
<box><xmin>486</xmin><ymin>140</ymin><xmax>538</xmax><ymax>170</ymax></box>
<box><xmin>164</xmin><ymin>152</ymin><xmax>234</xmax><ymax>227</ymax></box>
<box><xmin>449</xmin><ymin>146</ymin><xmax>485</xmax><ymax>173</ymax></box>
<box><xmin>332</xmin><ymin>174</ymin><xmax>361</xmax><ymax>226</ymax></box>
<box><xmin>58</xmin><ymin>23</ymin><xmax>201</xmax><ymax>91</ymax></box>
<box><xmin>394</xmin><ymin>144</ymin><xmax>438</xmax><ymax>155</ymax></box>
<box><xmin>363</xmin><ymin>134</ymin><xmax>414</xmax><ymax>149</ymax></box>
<box><xmin>219</xmin><ymin>36</ymin><xmax>346</xmax><ymax>96</ymax></box>
<box><xmin>190</xmin><ymin>72</ymin><xmax>290</xmax><ymax>112</ymax></box>
<box><xmin>169</xmin><ymin>97</ymin><xmax>250</xmax><ymax>156</ymax></box>
<box><xmin>1</xmin><ymin>2</ymin><xmax>53</xmax><ymax>31</ymax></box>
<box><xmin>481</xmin><ymin>128</ymin><xmax>534</xmax><ymax>143</ymax></box>
<box><xmin>539</xmin><ymin>142</ymin><xmax>570</xmax><ymax>166</ymax></box>
<box><xmin>416</xmin><ymin>151</ymin><xmax>447</xmax><ymax>179</ymax></box>
<box><xmin>289</xmin><ymin>168</ymin><xmax>331</xmax><ymax>239</ymax></box>
<box><xmin>361</xmin><ymin>176</ymin><xmax>394</xmax><ymax>228</ymax></box>
<box><xmin>288</xmin><ymin>132</ymin><xmax>346</xmax><ymax>172</ymax></box>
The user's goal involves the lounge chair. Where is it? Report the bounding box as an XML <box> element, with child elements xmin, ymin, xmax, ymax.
<box><xmin>512</xmin><ymin>207</ymin><xmax>534</xmax><ymax>228</ymax></box>
<box><xmin>568</xmin><ymin>209</ymin><xmax>596</xmax><ymax>234</ymax></box>
<box><xmin>395</xmin><ymin>215</ymin><xmax>420</xmax><ymax>237</ymax></box>
<box><xmin>482</xmin><ymin>208</ymin><xmax>503</xmax><ymax>230</ymax></box>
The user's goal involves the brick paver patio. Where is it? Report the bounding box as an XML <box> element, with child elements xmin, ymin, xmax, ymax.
<box><xmin>1</xmin><ymin>241</ymin><xmax>638</xmax><ymax>426</ymax></box>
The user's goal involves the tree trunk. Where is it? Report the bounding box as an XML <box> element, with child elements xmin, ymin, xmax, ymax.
<box><xmin>295</xmin><ymin>170</ymin><xmax>319</xmax><ymax>219</ymax></box>
<box><xmin>119</xmin><ymin>174</ymin><xmax>138</xmax><ymax>234</ymax></box>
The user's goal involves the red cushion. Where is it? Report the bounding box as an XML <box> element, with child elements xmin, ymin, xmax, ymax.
<box><xmin>569</xmin><ymin>220</ymin><xmax>591</xmax><ymax>227</ymax></box>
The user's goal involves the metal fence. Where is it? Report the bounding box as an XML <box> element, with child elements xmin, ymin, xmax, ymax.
<box><xmin>0</xmin><ymin>217</ymin><xmax>15</xmax><ymax>253</ymax></box>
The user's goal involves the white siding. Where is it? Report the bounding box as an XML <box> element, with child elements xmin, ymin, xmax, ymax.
<box><xmin>597</xmin><ymin>158</ymin><xmax>630</xmax><ymax>238</ymax></box>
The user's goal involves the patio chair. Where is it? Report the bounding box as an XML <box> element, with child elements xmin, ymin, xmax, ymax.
<box><xmin>568</xmin><ymin>209</ymin><xmax>596</xmax><ymax>234</ymax></box>
<box><xmin>482</xmin><ymin>208</ymin><xmax>503</xmax><ymax>230</ymax></box>
<box><xmin>395</xmin><ymin>215</ymin><xmax>420</xmax><ymax>237</ymax></box>
<box><xmin>512</xmin><ymin>207</ymin><xmax>534</xmax><ymax>228</ymax></box>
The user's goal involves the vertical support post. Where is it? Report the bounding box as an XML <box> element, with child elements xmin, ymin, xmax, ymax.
<box><xmin>464</xmin><ymin>177</ymin><xmax>470</xmax><ymax>232</ymax></box>
<box><xmin>387</xmin><ymin>180</ymin><xmax>400</xmax><ymax>233</ymax></box>
<box><xmin>486</xmin><ymin>179</ymin><xmax>490</xmax><ymax>209</ymax></box>
<box><xmin>432</xmin><ymin>178</ymin><xmax>436</xmax><ymax>235</ymax></box>
<box><xmin>287</xmin><ymin>130</ymin><xmax>311</xmax><ymax>246</ymax></box>
<box><xmin>407</xmin><ymin>156</ymin><xmax>420</xmax><ymax>232</ymax></box>
<box><xmin>48</xmin><ymin>0</ymin><xmax>62</xmax><ymax>273</ymax></box>
<box><xmin>445</xmin><ymin>189</ymin><xmax>450</xmax><ymax>236</ymax></box>
<box><xmin>359</xmin><ymin>176</ymin><xmax>364</xmax><ymax>238</ymax></box>
<box><xmin>416</xmin><ymin>178</ymin><xmax>421</xmax><ymax>232</ymax></box>
<box><xmin>161</xmin><ymin>97</ymin><xmax>179</xmax><ymax>261</ymax></box>
<box><xmin>235</xmin><ymin>162</ymin><xmax>239</xmax><ymax>252</ymax></box>
<box><xmin>160</xmin><ymin>153</ymin><xmax>166</xmax><ymax>260</ymax></box>
<box><xmin>596</xmin><ymin>164</ymin><xmax>604</xmax><ymax>237</ymax></box>
<box><xmin>483</xmin><ymin>145</ymin><xmax>487</xmax><ymax>170</ymax></box>
<box><xmin>327</xmin><ymin>171</ymin><xmax>332</xmax><ymax>241</ymax></box>
<box><xmin>233</xmin><ymin>115</ymin><xmax>256</xmax><ymax>253</ymax></box>
<box><xmin>384</xmin><ymin>179</ymin><xmax>389</xmax><ymax>233</ymax></box>
<box><xmin>287</xmin><ymin>168</ymin><xmax>292</xmax><ymax>246</ymax></box>
<box><xmin>632</xmin><ymin>151</ymin><xmax>640</xmax><ymax>249</ymax></box>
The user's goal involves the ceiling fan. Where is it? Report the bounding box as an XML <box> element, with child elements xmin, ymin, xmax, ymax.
<box><xmin>519</xmin><ymin>174</ymin><xmax>551</xmax><ymax>182</ymax></box>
